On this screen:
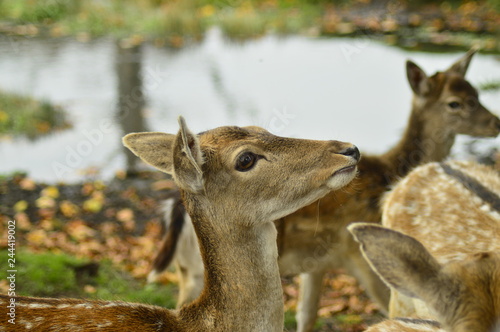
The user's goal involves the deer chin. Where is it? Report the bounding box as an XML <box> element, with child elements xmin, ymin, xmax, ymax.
<box><xmin>326</xmin><ymin>165</ymin><xmax>357</xmax><ymax>190</ymax></box>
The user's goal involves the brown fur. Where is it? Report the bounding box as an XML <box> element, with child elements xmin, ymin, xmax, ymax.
<box><xmin>1</xmin><ymin>117</ymin><xmax>359</xmax><ymax>331</ymax></box>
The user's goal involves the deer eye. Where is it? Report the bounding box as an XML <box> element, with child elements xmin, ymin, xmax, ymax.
<box><xmin>235</xmin><ymin>152</ymin><xmax>258</xmax><ymax>172</ymax></box>
<box><xmin>448</xmin><ymin>101</ymin><xmax>461</xmax><ymax>109</ymax></box>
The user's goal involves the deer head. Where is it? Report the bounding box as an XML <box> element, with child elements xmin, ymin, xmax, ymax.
<box><xmin>406</xmin><ymin>48</ymin><xmax>500</xmax><ymax>139</ymax></box>
<box><xmin>124</xmin><ymin>117</ymin><xmax>360</xmax><ymax>224</ymax></box>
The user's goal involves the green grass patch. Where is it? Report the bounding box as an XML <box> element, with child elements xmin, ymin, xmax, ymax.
<box><xmin>284</xmin><ymin>309</ymin><xmax>297</xmax><ymax>330</ymax></box>
<box><xmin>1</xmin><ymin>250</ymin><xmax>85</xmax><ymax>297</ymax></box>
<box><xmin>0</xmin><ymin>90</ymin><xmax>71</xmax><ymax>140</ymax></box>
<box><xmin>479</xmin><ymin>79</ymin><xmax>500</xmax><ymax>92</ymax></box>
<box><xmin>0</xmin><ymin>249</ymin><xmax>177</xmax><ymax>308</ymax></box>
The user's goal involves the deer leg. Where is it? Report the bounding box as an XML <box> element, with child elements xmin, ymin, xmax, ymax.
<box><xmin>344</xmin><ymin>250</ymin><xmax>390</xmax><ymax>314</ymax></box>
<box><xmin>296</xmin><ymin>271</ymin><xmax>325</xmax><ymax>332</ymax></box>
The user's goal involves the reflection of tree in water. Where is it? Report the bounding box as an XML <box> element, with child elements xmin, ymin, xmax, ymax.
<box><xmin>115</xmin><ymin>42</ymin><xmax>147</xmax><ymax>176</ymax></box>
<box><xmin>208</xmin><ymin>58</ymin><xmax>260</xmax><ymax>122</ymax></box>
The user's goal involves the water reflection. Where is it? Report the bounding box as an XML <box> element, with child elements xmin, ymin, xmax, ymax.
<box><xmin>0</xmin><ymin>29</ymin><xmax>498</xmax><ymax>183</ymax></box>
<box><xmin>115</xmin><ymin>42</ymin><xmax>147</xmax><ymax>175</ymax></box>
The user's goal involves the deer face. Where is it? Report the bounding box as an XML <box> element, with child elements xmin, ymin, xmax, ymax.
<box><xmin>406</xmin><ymin>49</ymin><xmax>500</xmax><ymax>139</ymax></box>
<box><xmin>435</xmin><ymin>74</ymin><xmax>500</xmax><ymax>138</ymax></box>
<box><xmin>123</xmin><ymin>117</ymin><xmax>360</xmax><ymax>225</ymax></box>
<box><xmin>197</xmin><ymin>125</ymin><xmax>359</xmax><ymax>222</ymax></box>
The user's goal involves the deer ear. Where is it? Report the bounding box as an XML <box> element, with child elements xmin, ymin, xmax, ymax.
<box><xmin>122</xmin><ymin>132</ymin><xmax>176</xmax><ymax>174</ymax></box>
<box><xmin>406</xmin><ymin>60</ymin><xmax>430</xmax><ymax>96</ymax></box>
<box><xmin>172</xmin><ymin>116</ymin><xmax>205</xmax><ymax>193</ymax></box>
<box><xmin>446</xmin><ymin>47</ymin><xmax>478</xmax><ymax>76</ymax></box>
<box><xmin>348</xmin><ymin>223</ymin><xmax>442</xmax><ymax>299</ymax></box>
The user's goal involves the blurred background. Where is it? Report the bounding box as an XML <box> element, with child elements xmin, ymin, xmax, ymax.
<box><xmin>0</xmin><ymin>1</ymin><xmax>499</xmax><ymax>331</ymax></box>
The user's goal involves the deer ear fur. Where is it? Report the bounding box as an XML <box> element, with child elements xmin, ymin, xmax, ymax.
<box><xmin>446</xmin><ymin>47</ymin><xmax>478</xmax><ymax>76</ymax></box>
<box><xmin>172</xmin><ymin>116</ymin><xmax>205</xmax><ymax>193</ymax></box>
<box><xmin>122</xmin><ymin>132</ymin><xmax>176</xmax><ymax>174</ymax></box>
<box><xmin>406</xmin><ymin>60</ymin><xmax>430</xmax><ymax>96</ymax></box>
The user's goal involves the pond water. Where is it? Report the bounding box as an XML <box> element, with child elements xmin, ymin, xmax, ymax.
<box><xmin>0</xmin><ymin>29</ymin><xmax>499</xmax><ymax>183</ymax></box>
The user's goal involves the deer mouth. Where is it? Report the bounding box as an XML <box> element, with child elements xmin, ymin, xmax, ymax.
<box><xmin>333</xmin><ymin>165</ymin><xmax>357</xmax><ymax>176</ymax></box>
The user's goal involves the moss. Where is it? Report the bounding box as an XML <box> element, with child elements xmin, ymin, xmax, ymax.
<box><xmin>0</xmin><ymin>90</ymin><xmax>71</xmax><ymax>140</ymax></box>
<box><xmin>0</xmin><ymin>249</ymin><xmax>177</xmax><ymax>307</ymax></box>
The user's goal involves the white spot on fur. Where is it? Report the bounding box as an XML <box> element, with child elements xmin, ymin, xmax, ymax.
<box><xmin>20</xmin><ymin>319</ymin><xmax>33</xmax><ymax>329</ymax></box>
<box><xmin>26</xmin><ymin>303</ymin><xmax>53</xmax><ymax>309</ymax></box>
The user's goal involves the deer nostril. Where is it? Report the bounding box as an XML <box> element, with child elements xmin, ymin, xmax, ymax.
<box><xmin>339</xmin><ymin>146</ymin><xmax>360</xmax><ymax>161</ymax></box>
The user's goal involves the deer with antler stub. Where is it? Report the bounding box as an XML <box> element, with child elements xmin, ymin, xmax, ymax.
<box><xmin>0</xmin><ymin>117</ymin><xmax>360</xmax><ymax>332</ymax></box>
<box><xmin>147</xmin><ymin>49</ymin><xmax>500</xmax><ymax>331</ymax></box>
<box><xmin>349</xmin><ymin>160</ymin><xmax>500</xmax><ymax>332</ymax></box>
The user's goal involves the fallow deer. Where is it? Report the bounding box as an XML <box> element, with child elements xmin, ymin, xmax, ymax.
<box><xmin>377</xmin><ymin>160</ymin><xmax>500</xmax><ymax>324</ymax></box>
<box><xmin>349</xmin><ymin>219</ymin><xmax>500</xmax><ymax>331</ymax></box>
<box><xmin>0</xmin><ymin>117</ymin><xmax>360</xmax><ymax>331</ymax></box>
<box><xmin>147</xmin><ymin>49</ymin><xmax>500</xmax><ymax>331</ymax></box>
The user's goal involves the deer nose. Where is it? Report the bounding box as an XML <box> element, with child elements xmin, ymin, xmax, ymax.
<box><xmin>339</xmin><ymin>146</ymin><xmax>360</xmax><ymax>161</ymax></box>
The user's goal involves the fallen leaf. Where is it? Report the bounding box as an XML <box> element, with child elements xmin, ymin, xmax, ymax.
<box><xmin>35</xmin><ymin>196</ymin><xmax>56</xmax><ymax>209</ymax></box>
<box><xmin>42</xmin><ymin>186</ymin><xmax>60</xmax><ymax>199</ymax></box>
<box><xmin>26</xmin><ymin>229</ymin><xmax>48</xmax><ymax>246</ymax></box>
<box><xmin>83</xmin><ymin>198</ymin><xmax>103</xmax><ymax>213</ymax></box>
<box><xmin>117</xmin><ymin>208</ymin><xmax>134</xmax><ymax>223</ymax></box>
<box><xmin>19</xmin><ymin>178</ymin><xmax>36</xmax><ymax>190</ymax></box>
<box><xmin>14</xmin><ymin>200</ymin><xmax>28</xmax><ymax>212</ymax></box>
<box><xmin>14</xmin><ymin>212</ymin><xmax>31</xmax><ymax>230</ymax></box>
<box><xmin>66</xmin><ymin>220</ymin><xmax>96</xmax><ymax>241</ymax></box>
<box><xmin>59</xmin><ymin>200</ymin><xmax>80</xmax><ymax>218</ymax></box>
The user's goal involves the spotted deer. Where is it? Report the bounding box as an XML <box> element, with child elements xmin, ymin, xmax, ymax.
<box><xmin>146</xmin><ymin>49</ymin><xmax>500</xmax><ymax>331</ymax></box>
<box><xmin>364</xmin><ymin>160</ymin><xmax>500</xmax><ymax>330</ymax></box>
<box><xmin>0</xmin><ymin>117</ymin><xmax>360</xmax><ymax>332</ymax></box>
<box><xmin>349</xmin><ymin>159</ymin><xmax>500</xmax><ymax>331</ymax></box>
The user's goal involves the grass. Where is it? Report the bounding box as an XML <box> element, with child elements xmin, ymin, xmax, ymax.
<box><xmin>0</xmin><ymin>249</ymin><xmax>177</xmax><ymax>307</ymax></box>
<box><xmin>0</xmin><ymin>90</ymin><xmax>70</xmax><ymax>140</ymax></box>
<box><xmin>479</xmin><ymin>79</ymin><xmax>500</xmax><ymax>92</ymax></box>
<box><xmin>0</xmin><ymin>0</ymin><xmax>498</xmax><ymax>49</ymax></box>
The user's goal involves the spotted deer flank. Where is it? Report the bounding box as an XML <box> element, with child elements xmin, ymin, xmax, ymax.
<box><xmin>146</xmin><ymin>48</ymin><xmax>500</xmax><ymax>332</ymax></box>
<box><xmin>348</xmin><ymin>160</ymin><xmax>500</xmax><ymax>332</ymax></box>
<box><xmin>0</xmin><ymin>116</ymin><xmax>360</xmax><ymax>332</ymax></box>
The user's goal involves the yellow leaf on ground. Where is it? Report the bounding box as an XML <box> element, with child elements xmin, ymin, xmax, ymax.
<box><xmin>66</xmin><ymin>220</ymin><xmax>96</xmax><ymax>241</ymax></box>
<box><xmin>35</xmin><ymin>196</ymin><xmax>56</xmax><ymax>209</ymax></box>
<box><xmin>26</xmin><ymin>229</ymin><xmax>48</xmax><ymax>246</ymax></box>
<box><xmin>14</xmin><ymin>200</ymin><xmax>28</xmax><ymax>212</ymax></box>
<box><xmin>59</xmin><ymin>200</ymin><xmax>80</xmax><ymax>218</ymax></box>
<box><xmin>40</xmin><ymin>186</ymin><xmax>59</xmax><ymax>198</ymax></box>
<box><xmin>83</xmin><ymin>198</ymin><xmax>103</xmax><ymax>213</ymax></box>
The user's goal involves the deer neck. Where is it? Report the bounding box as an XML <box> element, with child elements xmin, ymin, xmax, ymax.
<box><xmin>382</xmin><ymin>100</ymin><xmax>455</xmax><ymax>178</ymax></box>
<box><xmin>180</xmin><ymin>196</ymin><xmax>283</xmax><ymax>331</ymax></box>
